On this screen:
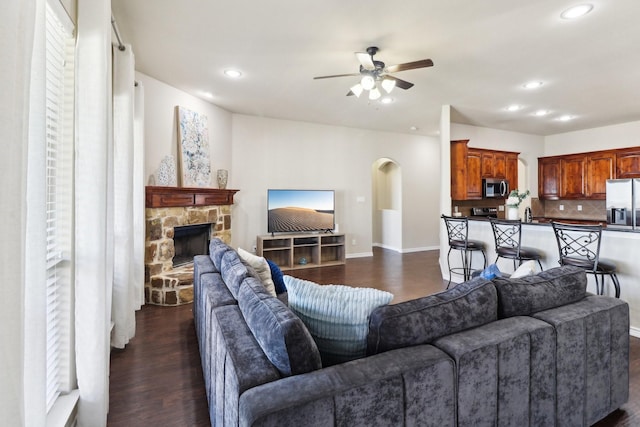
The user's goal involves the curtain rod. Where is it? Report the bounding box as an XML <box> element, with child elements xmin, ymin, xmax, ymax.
<box><xmin>111</xmin><ymin>15</ymin><xmax>125</xmax><ymax>51</ymax></box>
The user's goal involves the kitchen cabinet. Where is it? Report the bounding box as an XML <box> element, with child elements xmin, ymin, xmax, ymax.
<box><xmin>560</xmin><ymin>154</ymin><xmax>587</xmax><ymax>199</ymax></box>
<box><xmin>505</xmin><ymin>153</ymin><xmax>518</xmax><ymax>191</ymax></box>
<box><xmin>451</xmin><ymin>140</ymin><xmax>519</xmax><ymax>200</ymax></box>
<box><xmin>586</xmin><ymin>151</ymin><xmax>615</xmax><ymax>199</ymax></box>
<box><xmin>538</xmin><ymin>157</ymin><xmax>561</xmax><ymax>200</ymax></box>
<box><xmin>538</xmin><ymin>149</ymin><xmax>625</xmax><ymax>200</ymax></box>
<box><xmin>616</xmin><ymin>147</ymin><xmax>640</xmax><ymax>178</ymax></box>
<box><xmin>466</xmin><ymin>149</ymin><xmax>483</xmax><ymax>199</ymax></box>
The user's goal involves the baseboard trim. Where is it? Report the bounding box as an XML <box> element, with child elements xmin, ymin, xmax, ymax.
<box><xmin>630</xmin><ymin>326</ymin><xmax>640</xmax><ymax>338</ymax></box>
<box><xmin>372</xmin><ymin>243</ymin><xmax>439</xmax><ymax>253</ymax></box>
<box><xmin>346</xmin><ymin>252</ymin><xmax>374</xmax><ymax>259</ymax></box>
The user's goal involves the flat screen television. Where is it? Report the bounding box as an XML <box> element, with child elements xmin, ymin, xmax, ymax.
<box><xmin>267</xmin><ymin>189</ymin><xmax>335</xmax><ymax>234</ymax></box>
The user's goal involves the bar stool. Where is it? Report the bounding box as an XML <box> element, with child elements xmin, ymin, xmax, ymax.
<box><xmin>551</xmin><ymin>221</ymin><xmax>621</xmax><ymax>298</ymax></box>
<box><xmin>441</xmin><ymin>215</ymin><xmax>487</xmax><ymax>288</ymax></box>
<box><xmin>490</xmin><ymin>218</ymin><xmax>544</xmax><ymax>273</ymax></box>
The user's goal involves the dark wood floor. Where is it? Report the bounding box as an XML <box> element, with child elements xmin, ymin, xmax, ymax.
<box><xmin>108</xmin><ymin>247</ymin><xmax>639</xmax><ymax>426</ymax></box>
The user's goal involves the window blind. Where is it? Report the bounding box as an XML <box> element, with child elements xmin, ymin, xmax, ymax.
<box><xmin>45</xmin><ymin>0</ymin><xmax>74</xmax><ymax>413</ymax></box>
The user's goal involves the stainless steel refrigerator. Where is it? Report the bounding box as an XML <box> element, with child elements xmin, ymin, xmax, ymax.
<box><xmin>606</xmin><ymin>178</ymin><xmax>640</xmax><ymax>229</ymax></box>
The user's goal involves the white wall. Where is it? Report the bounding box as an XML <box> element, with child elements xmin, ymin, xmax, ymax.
<box><xmin>135</xmin><ymin>72</ymin><xmax>232</xmax><ymax>185</ymax></box>
<box><xmin>230</xmin><ymin>114</ymin><xmax>441</xmax><ymax>255</ymax></box>
<box><xmin>451</xmin><ymin>123</ymin><xmax>545</xmax><ymax>197</ymax></box>
<box><xmin>544</xmin><ymin>120</ymin><xmax>640</xmax><ymax>156</ymax></box>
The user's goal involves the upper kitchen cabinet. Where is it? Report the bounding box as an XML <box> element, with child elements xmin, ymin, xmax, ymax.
<box><xmin>537</xmin><ymin>148</ymin><xmax>637</xmax><ymax>200</ymax></box>
<box><xmin>616</xmin><ymin>147</ymin><xmax>640</xmax><ymax>178</ymax></box>
<box><xmin>586</xmin><ymin>151</ymin><xmax>615</xmax><ymax>199</ymax></box>
<box><xmin>560</xmin><ymin>154</ymin><xmax>587</xmax><ymax>199</ymax></box>
<box><xmin>451</xmin><ymin>140</ymin><xmax>519</xmax><ymax>200</ymax></box>
<box><xmin>538</xmin><ymin>156</ymin><xmax>561</xmax><ymax>200</ymax></box>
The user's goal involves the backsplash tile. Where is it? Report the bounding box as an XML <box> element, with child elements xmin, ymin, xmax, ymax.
<box><xmin>542</xmin><ymin>199</ymin><xmax>605</xmax><ymax>220</ymax></box>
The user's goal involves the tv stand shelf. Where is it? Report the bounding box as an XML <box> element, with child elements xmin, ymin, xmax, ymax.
<box><xmin>257</xmin><ymin>233</ymin><xmax>346</xmax><ymax>270</ymax></box>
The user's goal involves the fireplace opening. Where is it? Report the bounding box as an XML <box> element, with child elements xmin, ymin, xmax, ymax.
<box><xmin>173</xmin><ymin>223</ymin><xmax>211</xmax><ymax>268</ymax></box>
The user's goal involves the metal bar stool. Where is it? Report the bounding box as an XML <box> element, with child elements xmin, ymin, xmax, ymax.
<box><xmin>490</xmin><ymin>218</ymin><xmax>544</xmax><ymax>273</ymax></box>
<box><xmin>441</xmin><ymin>215</ymin><xmax>487</xmax><ymax>288</ymax></box>
<box><xmin>551</xmin><ymin>221</ymin><xmax>621</xmax><ymax>298</ymax></box>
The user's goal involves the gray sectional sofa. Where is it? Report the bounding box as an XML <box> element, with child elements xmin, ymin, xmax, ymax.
<box><xmin>193</xmin><ymin>238</ymin><xmax>629</xmax><ymax>427</ymax></box>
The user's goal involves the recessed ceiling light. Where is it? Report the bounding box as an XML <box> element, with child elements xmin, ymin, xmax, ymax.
<box><xmin>201</xmin><ymin>91</ymin><xmax>214</xmax><ymax>99</ymax></box>
<box><xmin>380</xmin><ymin>97</ymin><xmax>394</xmax><ymax>104</ymax></box>
<box><xmin>560</xmin><ymin>4</ymin><xmax>593</xmax><ymax>20</ymax></box>
<box><xmin>409</xmin><ymin>126</ymin><xmax>419</xmax><ymax>131</ymax></box>
<box><xmin>224</xmin><ymin>69</ymin><xmax>242</xmax><ymax>78</ymax></box>
<box><xmin>523</xmin><ymin>81</ymin><xmax>543</xmax><ymax>89</ymax></box>
<box><xmin>534</xmin><ymin>110</ymin><xmax>550</xmax><ymax>116</ymax></box>
<box><xmin>558</xmin><ymin>115</ymin><xmax>574</xmax><ymax>121</ymax></box>
<box><xmin>506</xmin><ymin>104</ymin><xmax>522</xmax><ymax>112</ymax></box>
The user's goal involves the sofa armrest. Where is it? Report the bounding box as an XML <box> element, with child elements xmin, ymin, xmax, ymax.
<box><xmin>238</xmin><ymin>345</ymin><xmax>456</xmax><ymax>427</ymax></box>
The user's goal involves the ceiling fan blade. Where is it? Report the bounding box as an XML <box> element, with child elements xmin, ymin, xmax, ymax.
<box><xmin>385</xmin><ymin>59</ymin><xmax>434</xmax><ymax>73</ymax></box>
<box><xmin>313</xmin><ymin>73</ymin><xmax>360</xmax><ymax>80</ymax></box>
<box><xmin>355</xmin><ymin>52</ymin><xmax>375</xmax><ymax>70</ymax></box>
<box><xmin>384</xmin><ymin>75</ymin><xmax>414</xmax><ymax>90</ymax></box>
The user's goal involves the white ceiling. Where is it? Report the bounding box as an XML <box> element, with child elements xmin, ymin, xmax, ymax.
<box><xmin>111</xmin><ymin>0</ymin><xmax>640</xmax><ymax>137</ymax></box>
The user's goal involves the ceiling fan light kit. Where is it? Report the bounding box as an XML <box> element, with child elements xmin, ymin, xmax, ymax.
<box><xmin>314</xmin><ymin>46</ymin><xmax>433</xmax><ymax>100</ymax></box>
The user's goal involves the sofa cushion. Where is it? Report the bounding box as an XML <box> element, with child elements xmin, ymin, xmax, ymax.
<box><xmin>284</xmin><ymin>276</ymin><xmax>394</xmax><ymax>366</ymax></box>
<box><xmin>492</xmin><ymin>265</ymin><xmax>587</xmax><ymax>318</ymax></box>
<box><xmin>220</xmin><ymin>250</ymin><xmax>251</xmax><ymax>299</ymax></box>
<box><xmin>367</xmin><ymin>277</ymin><xmax>497</xmax><ymax>355</ymax></box>
<box><xmin>209</xmin><ymin>238</ymin><xmax>232</xmax><ymax>272</ymax></box>
<box><xmin>238</xmin><ymin>247</ymin><xmax>277</xmax><ymax>296</ymax></box>
<box><xmin>237</xmin><ymin>276</ymin><xmax>322</xmax><ymax>377</ymax></box>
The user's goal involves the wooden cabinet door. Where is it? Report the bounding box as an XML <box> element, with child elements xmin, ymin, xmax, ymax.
<box><xmin>505</xmin><ymin>153</ymin><xmax>518</xmax><ymax>190</ymax></box>
<box><xmin>586</xmin><ymin>151</ymin><xmax>615</xmax><ymax>199</ymax></box>
<box><xmin>481</xmin><ymin>151</ymin><xmax>494</xmax><ymax>178</ymax></box>
<box><xmin>467</xmin><ymin>149</ymin><xmax>482</xmax><ymax>199</ymax></box>
<box><xmin>560</xmin><ymin>155</ymin><xmax>586</xmax><ymax>198</ymax></box>
<box><xmin>616</xmin><ymin>148</ymin><xmax>640</xmax><ymax>178</ymax></box>
<box><xmin>450</xmin><ymin>140</ymin><xmax>469</xmax><ymax>200</ymax></box>
<box><xmin>493</xmin><ymin>152</ymin><xmax>507</xmax><ymax>178</ymax></box>
<box><xmin>538</xmin><ymin>157</ymin><xmax>561</xmax><ymax>200</ymax></box>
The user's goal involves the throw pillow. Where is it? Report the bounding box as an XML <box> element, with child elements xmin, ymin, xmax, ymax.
<box><xmin>510</xmin><ymin>260</ymin><xmax>536</xmax><ymax>278</ymax></box>
<box><xmin>492</xmin><ymin>265</ymin><xmax>587</xmax><ymax>318</ymax></box>
<box><xmin>237</xmin><ymin>248</ymin><xmax>276</xmax><ymax>297</ymax></box>
<box><xmin>283</xmin><ymin>275</ymin><xmax>393</xmax><ymax>366</ymax></box>
<box><xmin>267</xmin><ymin>259</ymin><xmax>287</xmax><ymax>294</ymax></box>
<box><xmin>479</xmin><ymin>263</ymin><xmax>502</xmax><ymax>280</ymax></box>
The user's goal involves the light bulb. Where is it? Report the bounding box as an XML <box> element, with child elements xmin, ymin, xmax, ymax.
<box><xmin>361</xmin><ymin>75</ymin><xmax>375</xmax><ymax>90</ymax></box>
<box><xmin>369</xmin><ymin>87</ymin><xmax>381</xmax><ymax>100</ymax></box>
<box><xmin>381</xmin><ymin>78</ymin><xmax>396</xmax><ymax>93</ymax></box>
<box><xmin>350</xmin><ymin>83</ymin><xmax>364</xmax><ymax>98</ymax></box>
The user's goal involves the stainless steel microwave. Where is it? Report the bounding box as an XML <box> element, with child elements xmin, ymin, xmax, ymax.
<box><xmin>482</xmin><ymin>178</ymin><xmax>509</xmax><ymax>198</ymax></box>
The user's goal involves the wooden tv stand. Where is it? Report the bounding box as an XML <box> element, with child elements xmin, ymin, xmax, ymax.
<box><xmin>256</xmin><ymin>233</ymin><xmax>346</xmax><ymax>270</ymax></box>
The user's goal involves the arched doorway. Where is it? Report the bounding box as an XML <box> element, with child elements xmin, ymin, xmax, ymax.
<box><xmin>371</xmin><ymin>158</ymin><xmax>402</xmax><ymax>251</ymax></box>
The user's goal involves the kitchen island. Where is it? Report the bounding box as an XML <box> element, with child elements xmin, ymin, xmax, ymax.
<box><xmin>448</xmin><ymin>218</ymin><xmax>640</xmax><ymax>334</ymax></box>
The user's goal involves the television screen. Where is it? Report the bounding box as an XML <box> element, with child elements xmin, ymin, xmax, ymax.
<box><xmin>267</xmin><ymin>189</ymin><xmax>335</xmax><ymax>233</ymax></box>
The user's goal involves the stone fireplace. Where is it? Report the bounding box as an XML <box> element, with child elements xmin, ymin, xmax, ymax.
<box><xmin>145</xmin><ymin>186</ymin><xmax>238</xmax><ymax>306</ymax></box>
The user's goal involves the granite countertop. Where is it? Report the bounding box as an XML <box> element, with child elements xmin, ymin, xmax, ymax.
<box><xmin>467</xmin><ymin>215</ymin><xmax>639</xmax><ymax>232</ymax></box>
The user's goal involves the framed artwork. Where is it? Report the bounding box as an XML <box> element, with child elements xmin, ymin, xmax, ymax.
<box><xmin>176</xmin><ymin>106</ymin><xmax>211</xmax><ymax>187</ymax></box>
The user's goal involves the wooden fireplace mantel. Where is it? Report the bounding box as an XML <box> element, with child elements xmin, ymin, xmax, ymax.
<box><xmin>145</xmin><ymin>186</ymin><xmax>239</xmax><ymax>208</ymax></box>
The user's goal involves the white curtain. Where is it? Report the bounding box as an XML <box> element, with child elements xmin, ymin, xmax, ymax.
<box><xmin>111</xmin><ymin>43</ymin><xmax>143</xmax><ymax>348</ymax></box>
<box><xmin>75</xmin><ymin>0</ymin><xmax>112</xmax><ymax>424</ymax></box>
<box><xmin>133</xmin><ymin>82</ymin><xmax>146</xmax><ymax>307</ymax></box>
<box><xmin>0</xmin><ymin>1</ymin><xmax>38</xmax><ymax>425</ymax></box>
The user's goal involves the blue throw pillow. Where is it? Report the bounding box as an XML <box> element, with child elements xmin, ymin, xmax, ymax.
<box><xmin>480</xmin><ymin>263</ymin><xmax>502</xmax><ymax>280</ymax></box>
<box><xmin>267</xmin><ymin>259</ymin><xmax>287</xmax><ymax>294</ymax></box>
<box><xmin>283</xmin><ymin>275</ymin><xmax>393</xmax><ymax>366</ymax></box>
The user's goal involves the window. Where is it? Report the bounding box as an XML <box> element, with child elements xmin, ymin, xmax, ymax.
<box><xmin>45</xmin><ymin>0</ymin><xmax>75</xmax><ymax>413</ymax></box>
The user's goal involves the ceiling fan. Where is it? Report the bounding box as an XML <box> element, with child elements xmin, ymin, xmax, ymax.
<box><xmin>313</xmin><ymin>46</ymin><xmax>434</xmax><ymax>100</ymax></box>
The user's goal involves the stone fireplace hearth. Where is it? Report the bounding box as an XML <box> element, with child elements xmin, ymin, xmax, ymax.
<box><xmin>145</xmin><ymin>186</ymin><xmax>238</xmax><ymax>306</ymax></box>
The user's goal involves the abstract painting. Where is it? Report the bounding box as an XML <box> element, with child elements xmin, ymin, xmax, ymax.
<box><xmin>176</xmin><ymin>106</ymin><xmax>211</xmax><ymax>187</ymax></box>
